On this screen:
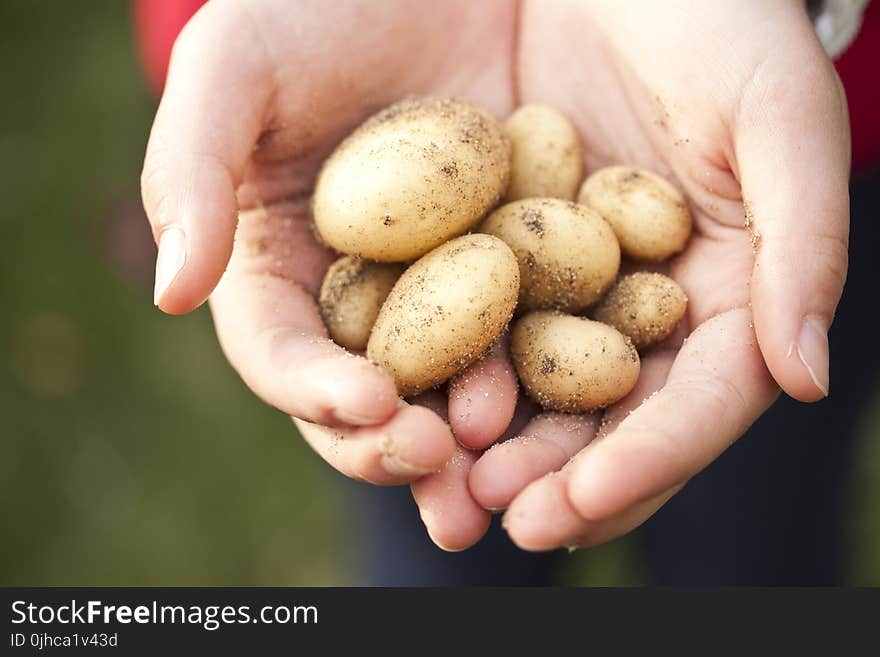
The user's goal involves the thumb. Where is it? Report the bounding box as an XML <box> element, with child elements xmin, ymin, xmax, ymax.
<box><xmin>140</xmin><ymin>2</ymin><xmax>273</xmax><ymax>314</ymax></box>
<box><xmin>736</xmin><ymin>31</ymin><xmax>850</xmax><ymax>402</ymax></box>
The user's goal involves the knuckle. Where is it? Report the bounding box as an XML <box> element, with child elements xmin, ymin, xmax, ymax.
<box><xmin>810</xmin><ymin>230</ymin><xmax>849</xmax><ymax>301</ymax></box>
<box><xmin>740</xmin><ymin>56</ymin><xmax>844</xmax><ymax>131</ymax></box>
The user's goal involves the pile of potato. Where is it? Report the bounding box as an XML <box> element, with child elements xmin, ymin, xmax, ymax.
<box><xmin>315</xmin><ymin>97</ymin><xmax>689</xmax><ymax>413</ymax></box>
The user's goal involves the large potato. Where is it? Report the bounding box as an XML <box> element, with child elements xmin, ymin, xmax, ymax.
<box><xmin>511</xmin><ymin>311</ymin><xmax>640</xmax><ymax>412</ymax></box>
<box><xmin>578</xmin><ymin>166</ymin><xmax>692</xmax><ymax>261</ymax></box>
<box><xmin>312</xmin><ymin>96</ymin><xmax>510</xmax><ymax>262</ymax></box>
<box><xmin>593</xmin><ymin>272</ymin><xmax>687</xmax><ymax>350</ymax></box>
<box><xmin>368</xmin><ymin>234</ymin><xmax>519</xmax><ymax>397</ymax></box>
<box><xmin>319</xmin><ymin>256</ymin><xmax>404</xmax><ymax>351</ymax></box>
<box><xmin>504</xmin><ymin>104</ymin><xmax>583</xmax><ymax>202</ymax></box>
<box><xmin>479</xmin><ymin>198</ymin><xmax>619</xmax><ymax>313</ymax></box>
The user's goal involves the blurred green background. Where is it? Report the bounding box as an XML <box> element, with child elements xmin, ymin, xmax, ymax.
<box><xmin>0</xmin><ymin>1</ymin><xmax>877</xmax><ymax>586</ymax></box>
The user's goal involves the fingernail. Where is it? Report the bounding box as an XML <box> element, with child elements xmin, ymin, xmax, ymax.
<box><xmin>428</xmin><ymin>536</ymin><xmax>467</xmax><ymax>553</ymax></box>
<box><xmin>380</xmin><ymin>436</ymin><xmax>435</xmax><ymax>477</ymax></box>
<box><xmin>380</xmin><ymin>453</ymin><xmax>435</xmax><ymax>477</ymax></box>
<box><xmin>500</xmin><ymin>511</ymin><xmax>511</xmax><ymax>531</ymax></box>
<box><xmin>421</xmin><ymin>512</ymin><xmax>467</xmax><ymax>553</ymax></box>
<box><xmin>334</xmin><ymin>408</ymin><xmax>383</xmax><ymax>426</ymax></box>
<box><xmin>796</xmin><ymin>315</ymin><xmax>829</xmax><ymax>397</ymax></box>
<box><xmin>154</xmin><ymin>226</ymin><xmax>187</xmax><ymax>306</ymax></box>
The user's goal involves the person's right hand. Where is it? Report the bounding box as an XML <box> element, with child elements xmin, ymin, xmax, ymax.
<box><xmin>140</xmin><ymin>0</ymin><xmax>520</xmax><ymax>521</ymax></box>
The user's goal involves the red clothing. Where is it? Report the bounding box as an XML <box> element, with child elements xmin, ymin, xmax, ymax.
<box><xmin>834</xmin><ymin>1</ymin><xmax>880</xmax><ymax>173</ymax></box>
<box><xmin>132</xmin><ymin>0</ymin><xmax>880</xmax><ymax>172</ymax></box>
<box><xmin>132</xmin><ymin>0</ymin><xmax>205</xmax><ymax>96</ymax></box>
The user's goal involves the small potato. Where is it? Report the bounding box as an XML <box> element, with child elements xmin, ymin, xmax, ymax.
<box><xmin>479</xmin><ymin>198</ymin><xmax>619</xmax><ymax>313</ymax></box>
<box><xmin>368</xmin><ymin>234</ymin><xmax>519</xmax><ymax>397</ymax></box>
<box><xmin>312</xmin><ymin>96</ymin><xmax>510</xmax><ymax>262</ymax></box>
<box><xmin>318</xmin><ymin>256</ymin><xmax>405</xmax><ymax>351</ymax></box>
<box><xmin>578</xmin><ymin>166</ymin><xmax>692</xmax><ymax>261</ymax></box>
<box><xmin>504</xmin><ymin>104</ymin><xmax>583</xmax><ymax>201</ymax></box>
<box><xmin>593</xmin><ymin>272</ymin><xmax>688</xmax><ymax>350</ymax></box>
<box><xmin>511</xmin><ymin>311</ymin><xmax>640</xmax><ymax>412</ymax></box>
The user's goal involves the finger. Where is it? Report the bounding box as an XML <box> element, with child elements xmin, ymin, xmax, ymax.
<box><xmin>294</xmin><ymin>403</ymin><xmax>456</xmax><ymax>486</ymax></box>
<box><xmin>412</xmin><ymin>444</ymin><xmax>491</xmax><ymax>552</ymax></box>
<box><xmin>735</xmin><ymin>24</ymin><xmax>850</xmax><ymax>401</ymax></box>
<box><xmin>448</xmin><ymin>338</ymin><xmax>518</xmax><ymax>449</ymax></box>
<box><xmin>211</xmin><ymin>273</ymin><xmax>400</xmax><ymax>426</ymax></box>
<box><xmin>210</xmin><ymin>220</ymin><xmax>399</xmax><ymax>427</ymax></box>
<box><xmin>469</xmin><ymin>413</ymin><xmax>599</xmax><ymax>512</ymax></box>
<box><xmin>141</xmin><ymin>1</ymin><xmax>273</xmax><ymax>313</ymax></box>
<box><xmin>566</xmin><ymin>307</ymin><xmax>779</xmax><ymax>521</ymax></box>
<box><xmin>502</xmin><ymin>470</ymin><xmax>582</xmax><ymax>551</ymax></box>
<box><xmin>503</xmin><ymin>466</ymin><xmax>681</xmax><ymax>551</ymax></box>
<box><xmin>571</xmin><ymin>485</ymin><xmax>683</xmax><ymax>550</ymax></box>
<box><xmin>408</xmin><ymin>390</ymin><xmax>492</xmax><ymax>551</ymax></box>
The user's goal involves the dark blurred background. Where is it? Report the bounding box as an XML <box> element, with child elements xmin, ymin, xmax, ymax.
<box><xmin>0</xmin><ymin>1</ymin><xmax>877</xmax><ymax>585</ymax></box>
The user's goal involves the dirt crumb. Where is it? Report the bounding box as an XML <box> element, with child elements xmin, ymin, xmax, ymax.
<box><xmin>743</xmin><ymin>198</ymin><xmax>761</xmax><ymax>253</ymax></box>
<box><xmin>540</xmin><ymin>356</ymin><xmax>557</xmax><ymax>374</ymax></box>
<box><xmin>522</xmin><ymin>208</ymin><xmax>545</xmax><ymax>237</ymax></box>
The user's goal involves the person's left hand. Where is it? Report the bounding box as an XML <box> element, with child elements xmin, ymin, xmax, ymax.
<box><xmin>428</xmin><ymin>0</ymin><xmax>850</xmax><ymax>552</ymax></box>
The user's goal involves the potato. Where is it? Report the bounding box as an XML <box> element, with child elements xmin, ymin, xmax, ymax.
<box><xmin>577</xmin><ymin>166</ymin><xmax>692</xmax><ymax>261</ymax></box>
<box><xmin>593</xmin><ymin>272</ymin><xmax>687</xmax><ymax>350</ymax></box>
<box><xmin>312</xmin><ymin>96</ymin><xmax>510</xmax><ymax>262</ymax></box>
<box><xmin>511</xmin><ymin>311</ymin><xmax>639</xmax><ymax>412</ymax></box>
<box><xmin>318</xmin><ymin>256</ymin><xmax>405</xmax><ymax>351</ymax></box>
<box><xmin>504</xmin><ymin>104</ymin><xmax>583</xmax><ymax>201</ymax></box>
<box><xmin>367</xmin><ymin>234</ymin><xmax>519</xmax><ymax>397</ymax></box>
<box><xmin>479</xmin><ymin>198</ymin><xmax>619</xmax><ymax>313</ymax></box>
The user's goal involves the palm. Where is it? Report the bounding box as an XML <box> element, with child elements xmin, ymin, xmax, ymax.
<box><xmin>519</xmin><ymin>6</ymin><xmax>764</xmax><ymax>400</ymax></box>
<box><xmin>523</xmin><ymin>3</ymin><xmax>756</xmax><ymax>315</ymax></box>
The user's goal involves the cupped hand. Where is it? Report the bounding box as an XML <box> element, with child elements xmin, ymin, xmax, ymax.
<box><xmin>140</xmin><ymin>0</ymin><xmax>518</xmax><ymax>498</ymax></box>
<box><xmin>469</xmin><ymin>0</ymin><xmax>850</xmax><ymax>550</ymax></box>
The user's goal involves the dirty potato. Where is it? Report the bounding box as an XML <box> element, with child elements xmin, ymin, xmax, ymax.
<box><xmin>593</xmin><ymin>272</ymin><xmax>687</xmax><ymax>350</ymax></box>
<box><xmin>367</xmin><ymin>234</ymin><xmax>519</xmax><ymax>397</ymax></box>
<box><xmin>578</xmin><ymin>165</ymin><xmax>692</xmax><ymax>261</ymax></box>
<box><xmin>479</xmin><ymin>198</ymin><xmax>619</xmax><ymax>313</ymax></box>
<box><xmin>318</xmin><ymin>256</ymin><xmax>405</xmax><ymax>351</ymax></box>
<box><xmin>312</xmin><ymin>96</ymin><xmax>510</xmax><ymax>262</ymax></box>
<box><xmin>504</xmin><ymin>104</ymin><xmax>583</xmax><ymax>202</ymax></box>
<box><xmin>511</xmin><ymin>311</ymin><xmax>640</xmax><ymax>412</ymax></box>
